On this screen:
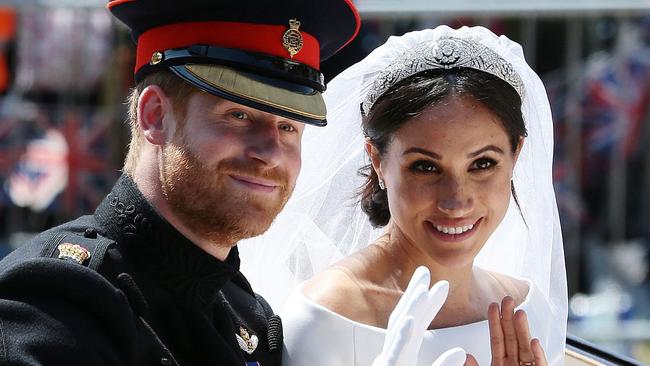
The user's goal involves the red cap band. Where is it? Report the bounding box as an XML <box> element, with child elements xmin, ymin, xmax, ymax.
<box><xmin>136</xmin><ymin>21</ymin><xmax>320</xmax><ymax>74</ymax></box>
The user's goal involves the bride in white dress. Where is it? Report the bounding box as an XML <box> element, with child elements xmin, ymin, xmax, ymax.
<box><xmin>239</xmin><ymin>25</ymin><xmax>567</xmax><ymax>366</ymax></box>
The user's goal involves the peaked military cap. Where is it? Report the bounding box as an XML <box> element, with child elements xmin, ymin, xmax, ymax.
<box><xmin>108</xmin><ymin>0</ymin><xmax>361</xmax><ymax>126</ymax></box>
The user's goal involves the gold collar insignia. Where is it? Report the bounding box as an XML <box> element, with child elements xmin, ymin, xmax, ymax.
<box><xmin>57</xmin><ymin>243</ymin><xmax>91</xmax><ymax>264</ymax></box>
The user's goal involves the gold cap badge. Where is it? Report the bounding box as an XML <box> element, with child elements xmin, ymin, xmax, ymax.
<box><xmin>282</xmin><ymin>19</ymin><xmax>303</xmax><ymax>58</ymax></box>
<box><xmin>57</xmin><ymin>243</ymin><xmax>91</xmax><ymax>264</ymax></box>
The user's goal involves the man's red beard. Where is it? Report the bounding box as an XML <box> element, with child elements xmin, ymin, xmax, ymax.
<box><xmin>159</xmin><ymin>137</ymin><xmax>294</xmax><ymax>247</ymax></box>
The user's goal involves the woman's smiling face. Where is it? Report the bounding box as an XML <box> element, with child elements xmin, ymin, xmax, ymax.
<box><xmin>369</xmin><ymin>95</ymin><xmax>522</xmax><ymax>267</ymax></box>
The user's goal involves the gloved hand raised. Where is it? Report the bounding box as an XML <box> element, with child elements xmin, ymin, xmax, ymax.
<box><xmin>372</xmin><ymin>266</ymin><xmax>468</xmax><ymax>366</ymax></box>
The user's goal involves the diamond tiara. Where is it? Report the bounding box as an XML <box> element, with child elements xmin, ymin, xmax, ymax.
<box><xmin>361</xmin><ymin>36</ymin><xmax>525</xmax><ymax>116</ymax></box>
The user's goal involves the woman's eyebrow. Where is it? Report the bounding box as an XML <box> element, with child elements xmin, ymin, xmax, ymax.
<box><xmin>468</xmin><ymin>145</ymin><xmax>504</xmax><ymax>158</ymax></box>
<box><xmin>403</xmin><ymin>147</ymin><xmax>441</xmax><ymax>159</ymax></box>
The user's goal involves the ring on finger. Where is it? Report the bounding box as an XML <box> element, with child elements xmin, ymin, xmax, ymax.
<box><xmin>519</xmin><ymin>361</ymin><xmax>535</xmax><ymax>366</ymax></box>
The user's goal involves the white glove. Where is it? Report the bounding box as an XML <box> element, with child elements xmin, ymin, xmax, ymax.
<box><xmin>431</xmin><ymin>348</ymin><xmax>468</xmax><ymax>366</ymax></box>
<box><xmin>372</xmin><ymin>266</ymin><xmax>467</xmax><ymax>366</ymax></box>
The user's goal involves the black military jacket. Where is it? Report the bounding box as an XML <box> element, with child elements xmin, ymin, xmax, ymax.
<box><xmin>0</xmin><ymin>175</ymin><xmax>282</xmax><ymax>366</ymax></box>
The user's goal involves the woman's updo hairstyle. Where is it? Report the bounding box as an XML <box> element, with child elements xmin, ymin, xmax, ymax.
<box><xmin>359</xmin><ymin>68</ymin><xmax>527</xmax><ymax>227</ymax></box>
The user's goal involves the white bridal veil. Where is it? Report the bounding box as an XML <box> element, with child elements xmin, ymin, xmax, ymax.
<box><xmin>240</xmin><ymin>24</ymin><xmax>567</xmax><ymax>361</ymax></box>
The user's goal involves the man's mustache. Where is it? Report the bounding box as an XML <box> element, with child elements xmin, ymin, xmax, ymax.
<box><xmin>216</xmin><ymin>160</ymin><xmax>291</xmax><ymax>188</ymax></box>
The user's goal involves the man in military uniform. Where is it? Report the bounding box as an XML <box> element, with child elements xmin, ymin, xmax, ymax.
<box><xmin>0</xmin><ymin>1</ymin><xmax>360</xmax><ymax>365</ymax></box>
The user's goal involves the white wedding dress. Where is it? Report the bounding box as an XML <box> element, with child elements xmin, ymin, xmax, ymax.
<box><xmin>282</xmin><ymin>279</ymin><xmax>558</xmax><ymax>366</ymax></box>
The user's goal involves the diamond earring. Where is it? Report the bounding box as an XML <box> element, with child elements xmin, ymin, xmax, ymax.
<box><xmin>378</xmin><ymin>179</ymin><xmax>386</xmax><ymax>190</ymax></box>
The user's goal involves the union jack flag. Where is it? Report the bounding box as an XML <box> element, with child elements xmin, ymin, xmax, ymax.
<box><xmin>0</xmin><ymin>101</ymin><xmax>122</xmax><ymax>217</ymax></box>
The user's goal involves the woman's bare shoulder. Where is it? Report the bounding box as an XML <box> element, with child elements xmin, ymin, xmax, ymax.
<box><xmin>302</xmin><ymin>247</ymin><xmax>385</xmax><ymax>323</ymax></box>
<box><xmin>478</xmin><ymin>268</ymin><xmax>530</xmax><ymax>306</ymax></box>
<box><xmin>302</xmin><ymin>266</ymin><xmax>367</xmax><ymax>319</ymax></box>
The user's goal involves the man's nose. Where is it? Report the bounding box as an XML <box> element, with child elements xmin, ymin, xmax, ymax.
<box><xmin>246</xmin><ymin>122</ymin><xmax>282</xmax><ymax>167</ymax></box>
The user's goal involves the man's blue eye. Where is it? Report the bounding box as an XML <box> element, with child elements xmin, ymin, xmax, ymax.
<box><xmin>232</xmin><ymin>111</ymin><xmax>248</xmax><ymax>120</ymax></box>
<box><xmin>280</xmin><ymin>124</ymin><xmax>296</xmax><ymax>132</ymax></box>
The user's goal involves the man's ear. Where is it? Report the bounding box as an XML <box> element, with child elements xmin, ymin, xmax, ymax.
<box><xmin>137</xmin><ymin>85</ymin><xmax>175</xmax><ymax>145</ymax></box>
<box><xmin>365</xmin><ymin>139</ymin><xmax>383</xmax><ymax>182</ymax></box>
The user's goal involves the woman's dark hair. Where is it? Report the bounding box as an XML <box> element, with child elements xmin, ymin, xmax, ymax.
<box><xmin>359</xmin><ymin>68</ymin><xmax>527</xmax><ymax>227</ymax></box>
